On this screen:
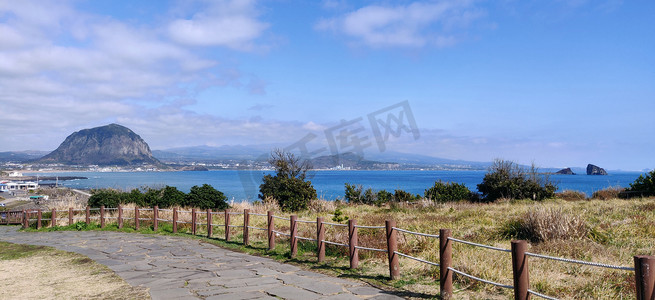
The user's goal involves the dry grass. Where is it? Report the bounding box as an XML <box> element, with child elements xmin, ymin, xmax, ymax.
<box><xmin>556</xmin><ymin>190</ymin><xmax>587</xmax><ymax>201</ymax></box>
<box><xmin>591</xmin><ymin>187</ymin><xmax>624</xmax><ymax>200</ymax></box>
<box><xmin>515</xmin><ymin>207</ymin><xmax>588</xmax><ymax>242</ymax></box>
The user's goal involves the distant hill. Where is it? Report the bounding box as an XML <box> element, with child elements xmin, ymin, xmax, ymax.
<box><xmin>153</xmin><ymin>144</ymin><xmax>275</xmax><ymax>163</ymax></box>
<box><xmin>0</xmin><ymin>150</ymin><xmax>49</xmax><ymax>163</ymax></box>
<box><xmin>310</xmin><ymin>152</ymin><xmax>398</xmax><ymax>169</ymax></box>
<box><xmin>37</xmin><ymin>124</ymin><xmax>161</xmax><ymax>166</ymax></box>
<box><xmin>152</xmin><ymin>145</ymin><xmax>491</xmax><ymax>170</ymax></box>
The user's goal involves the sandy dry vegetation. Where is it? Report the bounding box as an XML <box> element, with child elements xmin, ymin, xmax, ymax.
<box><xmin>0</xmin><ymin>244</ymin><xmax>149</xmax><ymax>299</ymax></box>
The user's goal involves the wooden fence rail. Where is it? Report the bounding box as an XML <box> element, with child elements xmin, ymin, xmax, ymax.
<box><xmin>2</xmin><ymin>207</ymin><xmax>653</xmax><ymax>299</ymax></box>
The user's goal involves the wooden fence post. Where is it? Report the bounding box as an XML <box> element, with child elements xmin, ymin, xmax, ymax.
<box><xmin>244</xmin><ymin>209</ymin><xmax>250</xmax><ymax>246</ymax></box>
<box><xmin>172</xmin><ymin>208</ymin><xmax>178</xmax><ymax>233</ymax></box>
<box><xmin>153</xmin><ymin>206</ymin><xmax>158</xmax><ymax>231</ymax></box>
<box><xmin>290</xmin><ymin>215</ymin><xmax>298</xmax><ymax>258</ymax></box>
<box><xmin>118</xmin><ymin>205</ymin><xmax>123</xmax><ymax>229</ymax></box>
<box><xmin>22</xmin><ymin>209</ymin><xmax>27</xmax><ymax>229</ymax></box>
<box><xmin>225</xmin><ymin>210</ymin><xmax>230</xmax><ymax>241</ymax></box>
<box><xmin>135</xmin><ymin>207</ymin><xmax>140</xmax><ymax>230</ymax></box>
<box><xmin>191</xmin><ymin>208</ymin><xmax>196</xmax><ymax>235</ymax></box>
<box><xmin>317</xmin><ymin>217</ymin><xmax>325</xmax><ymax>262</ymax></box>
<box><xmin>85</xmin><ymin>206</ymin><xmax>90</xmax><ymax>225</ymax></box>
<box><xmin>68</xmin><ymin>207</ymin><xmax>73</xmax><ymax>226</ymax></box>
<box><xmin>268</xmin><ymin>211</ymin><xmax>275</xmax><ymax>251</ymax></box>
<box><xmin>207</xmin><ymin>209</ymin><xmax>212</xmax><ymax>238</ymax></box>
<box><xmin>349</xmin><ymin>219</ymin><xmax>358</xmax><ymax>269</ymax></box>
<box><xmin>100</xmin><ymin>206</ymin><xmax>105</xmax><ymax>228</ymax></box>
<box><xmin>386</xmin><ymin>220</ymin><xmax>399</xmax><ymax>279</ymax></box>
<box><xmin>634</xmin><ymin>255</ymin><xmax>655</xmax><ymax>300</ymax></box>
<box><xmin>37</xmin><ymin>209</ymin><xmax>42</xmax><ymax>229</ymax></box>
<box><xmin>51</xmin><ymin>208</ymin><xmax>56</xmax><ymax>228</ymax></box>
<box><xmin>511</xmin><ymin>240</ymin><xmax>530</xmax><ymax>300</ymax></box>
<box><xmin>440</xmin><ymin>229</ymin><xmax>453</xmax><ymax>299</ymax></box>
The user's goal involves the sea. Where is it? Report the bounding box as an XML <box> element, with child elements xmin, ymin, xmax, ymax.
<box><xmin>24</xmin><ymin>170</ymin><xmax>645</xmax><ymax>201</ymax></box>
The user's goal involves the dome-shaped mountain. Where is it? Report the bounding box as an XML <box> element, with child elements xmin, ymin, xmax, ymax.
<box><xmin>39</xmin><ymin>124</ymin><xmax>161</xmax><ymax>166</ymax></box>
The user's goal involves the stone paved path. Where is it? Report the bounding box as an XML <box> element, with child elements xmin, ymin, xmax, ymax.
<box><xmin>0</xmin><ymin>227</ymin><xmax>403</xmax><ymax>300</ymax></box>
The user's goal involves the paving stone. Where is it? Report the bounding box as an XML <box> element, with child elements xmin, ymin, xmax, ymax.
<box><xmin>295</xmin><ymin>281</ymin><xmax>345</xmax><ymax>295</ymax></box>
<box><xmin>319</xmin><ymin>294</ymin><xmax>364</xmax><ymax>300</ymax></box>
<box><xmin>347</xmin><ymin>286</ymin><xmax>383</xmax><ymax>296</ymax></box>
<box><xmin>266</xmin><ymin>285</ymin><xmax>322</xmax><ymax>300</ymax></box>
<box><xmin>149</xmin><ymin>287</ymin><xmax>194</xmax><ymax>299</ymax></box>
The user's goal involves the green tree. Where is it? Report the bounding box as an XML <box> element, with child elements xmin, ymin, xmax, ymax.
<box><xmin>159</xmin><ymin>186</ymin><xmax>186</xmax><ymax>208</ymax></box>
<box><xmin>344</xmin><ymin>183</ymin><xmax>364</xmax><ymax>203</ymax></box>
<box><xmin>259</xmin><ymin>149</ymin><xmax>317</xmax><ymax>211</ymax></box>
<box><xmin>425</xmin><ymin>180</ymin><xmax>473</xmax><ymax>202</ymax></box>
<box><xmin>88</xmin><ymin>189</ymin><xmax>122</xmax><ymax>207</ymax></box>
<box><xmin>186</xmin><ymin>184</ymin><xmax>228</xmax><ymax>210</ymax></box>
<box><xmin>627</xmin><ymin>170</ymin><xmax>655</xmax><ymax>196</ymax></box>
<box><xmin>394</xmin><ymin>189</ymin><xmax>418</xmax><ymax>202</ymax></box>
<box><xmin>477</xmin><ymin>159</ymin><xmax>557</xmax><ymax>202</ymax></box>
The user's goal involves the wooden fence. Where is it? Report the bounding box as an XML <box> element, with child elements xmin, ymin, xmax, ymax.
<box><xmin>4</xmin><ymin>206</ymin><xmax>654</xmax><ymax>300</ymax></box>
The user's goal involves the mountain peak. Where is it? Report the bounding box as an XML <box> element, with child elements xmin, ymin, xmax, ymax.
<box><xmin>38</xmin><ymin>124</ymin><xmax>161</xmax><ymax>166</ymax></box>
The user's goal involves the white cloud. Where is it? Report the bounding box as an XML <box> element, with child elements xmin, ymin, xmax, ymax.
<box><xmin>167</xmin><ymin>0</ymin><xmax>269</xmax><ymax>50</ymax></box>
<box><xmin>316</xmin><ymin>0</ymin><xmax>483</xmax><ymax>48</ymax></box>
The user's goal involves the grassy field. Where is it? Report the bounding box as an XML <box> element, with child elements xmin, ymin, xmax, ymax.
<box><xmin>26</xmin><ymin>196</ymin><xmax>655</xmax><ymax>299</ymax></box>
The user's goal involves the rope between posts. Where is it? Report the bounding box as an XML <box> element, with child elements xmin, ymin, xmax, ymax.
<box><xmin>448</xmin><ymin>237</ymin><xmax>511</xmax><ymax>253</ymax></box>
<box><xmin>137</xmin><ymin>218</ymin><xmax>150</xmax><ymax>221</ymax></box>
<box><xmin>525</xmin><ymin>252</ymin><xmax>635</xmax><ymax>271</ymax></box>
<box><xmin>393</xmin><ymin>251</ymin><xmax>439</xmax><ymax>267</ymax></box>
<box><xmin>323</xmin><ymin>240</ymin><xmax>348</xmax><ymax>247</ymax></box>
<box><xmin>296</xmin><ymin>236</ymin><xmax>318</xmax><ymax>242</ymax></box>
<box><xmin>295</xmin><ymin>219</ymin><xmax>316</xmax><ymax>224</ymax></box>
<box><xmin>529</xmin><ymin>290</ymin><xmax>559</xmax><ymax>300</ymax></box>
<box><xmin>210</xmin><ymin>224</ymin><xmax>225</xmax><ymax>227</ymax></box>
<box><xmin>447</xmin><ymin>267</ymin><xmax>514</xmax><ymax>289</ymax></box>
<box><xmin>178</xmin><ymin>210</ymin><xmax>192</xmax><ymax>214</ymax></box>
<box><xmin>272</xmin><ymin>230</ymin><xmax>290</xmax><ymax>237</ymax></box>
<box><xmin>156</xmin><ymin>218</ymin><xmax>168</xmax><ymax>222</ymax></box>
<box><xmin>355</xmin><ymin>245</ymin><xmax>388</xmax><ymax>253</ymax></box>
<box><xmin>392</xmin><ymin>227</ymin><xmax>440</xmax><ymax>238</ymax></box>
<box><xmin>228</xmin><ymin>225</ymin><xmax>244</xmax><ymax>228</ymax></box>
<box><xmin>247</xmin><ymin>226</ymin><xmax>267</xmax><ymax>231</ymax></box>
<box><xmin>323</xmin><ymin>222</ymin><xmax>347</xmax><ymax>227</ymax></box>
<box><xmin>228</xmin><ymin>212</ymin><xmax>243</xmax><ymax>215</ymax></box>
<box><xmin>273</xmin><ymin>215</ymin><xmax>290</xmax><ymax>221</ymax></box>
<box><xmin>158</xmin><ymin>209</ymin><xmax>173</xmax><ymax>213</ymax></box>
<box><xmin>248</xmin><ymin>212</ymin><xmax>267</xmax><ymax>217</ymax></box>
<box><xmin>354</xmin><ymin>225</ymin><xmax>386</xmax><ymax>229</ymax></box>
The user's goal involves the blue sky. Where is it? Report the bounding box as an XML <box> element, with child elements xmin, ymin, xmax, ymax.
<box><xmin>0</xmin><ymin>0</ymin><xmax>653</xmax><ymax>170</ymax></box>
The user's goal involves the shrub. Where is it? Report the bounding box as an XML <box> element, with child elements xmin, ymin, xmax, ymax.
<box><xmin>424</xmin><ymin>180</ymin><xmax>472</xmax><ymax>202</ymax></box>
<box><xmin>499</xmin><ymin>208</ymin><xmax>587</xmax><ymax>243</ymax></box>
<box><xmin>344</xmin><ymin>183</ymin><xmax>364</xmax><ymax>203</ymax></box>
<box><xmin>591</xmin><ymin>187</ymin><xmax>623</xmax><ymax>200</ymax></box>
<box><xmin>626</xmin><ymin>170</ymin><xmax>655</xmax><ymax>196</ymax></box>
<box><xmin>393</xmin><ymin>189</ymin><xmax>419</xmax><ymax>202</ymax></box>
<box><xmin>477</xmin><ymin>159</ymin><xmax>557</xmax><ymax>202</ymax></box>
<box><xmin>186</xmin><ymin>184</ymin><xmax>229</xmax><ymax>210</ymax></box>
<box><xmin>159</xmin><ymin>186</ymin><xmax>185</xmax><ymax>208</ymax></box>
<box><xmin>376</xmin><ymin>190</ymin><xmax>393</xmax><ymax>206</ymax></box>
<box><xmin>556</xmin><ymin>190</ymin><xmax>587</xmax><ymax>201</ymax></box>
<box><xmin>88</xmin><ymin>189</ymin><xmax>123</xmax><ymax>208</ymax></box>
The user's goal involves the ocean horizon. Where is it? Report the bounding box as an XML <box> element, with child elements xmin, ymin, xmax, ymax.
<box><xmin>25</xmin><ymin>170</ymin><xmax>644</xmax><ymax>201</ymax></box>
